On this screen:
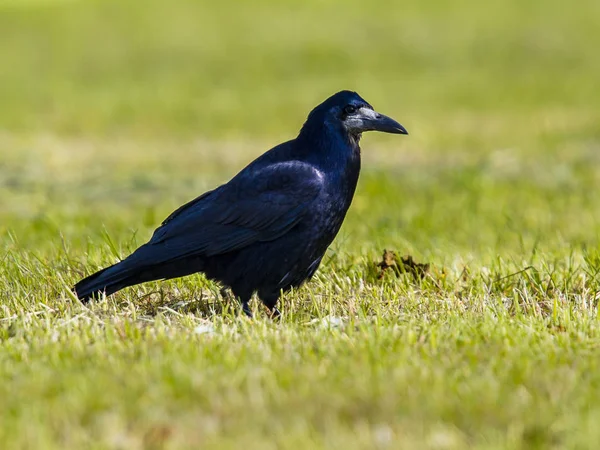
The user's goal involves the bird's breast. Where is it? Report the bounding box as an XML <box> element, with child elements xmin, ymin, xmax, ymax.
<box><xmin>310</xmin><ymin>176</ymin><xmax>358</xmax><ymax>238</ymax></box>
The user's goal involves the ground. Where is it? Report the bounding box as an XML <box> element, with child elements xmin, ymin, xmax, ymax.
<box><xmin>1</xmin><ymin>0</ymin><xmax>600</xmax><ymax>448</ymax></box>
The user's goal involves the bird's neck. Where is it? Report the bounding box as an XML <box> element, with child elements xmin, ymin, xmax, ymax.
<box><xmin>297</xmin><ymin>123</ymin><xmax>361</xmax><ymax>173</ymax></box>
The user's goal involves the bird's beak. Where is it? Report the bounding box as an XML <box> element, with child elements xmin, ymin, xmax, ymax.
<box><xmin>357</xmin><ymin>107</ymin><xmax>408</xmax><ymax>135</ymax></box>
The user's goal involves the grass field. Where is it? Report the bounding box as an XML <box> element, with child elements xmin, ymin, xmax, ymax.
<box><xmin>2</xmin><ymin>0</ymin><xmax>600</xmax><ymax>448</ymax></box>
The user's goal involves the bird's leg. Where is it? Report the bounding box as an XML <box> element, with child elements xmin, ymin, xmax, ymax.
<box><xmin>242</xmin><ymin>301</ymin><xmax>253</xmax><ymax>318</ymax></box>
<box><xmin>260</xmin><ymin>292</ymin><xmax>281</xmax><ymax>320</ymax></box>
<box><xmin>235</xmin><ymin>291</ymin><xmax>254</xmax><ymax>318</ymax></box>
<box><xmin>218</xmin><ymin>286</ymin><xmax>245</xmax><ymax>317</ymax></box>
<box><xmin>268</xmin><ymin>306</ymin><xmax>281</xmax><ymax>320</ymax></box>
<box><xmin>226</xmin><ymin>288</ymin><xmax>253</xmax><ymax>318</ymax></box>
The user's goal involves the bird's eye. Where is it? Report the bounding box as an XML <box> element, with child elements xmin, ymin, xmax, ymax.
<box><xmin>343</xmin><ymin>105</ymin><xmax>357</xmax><ymax>115</ymax></box>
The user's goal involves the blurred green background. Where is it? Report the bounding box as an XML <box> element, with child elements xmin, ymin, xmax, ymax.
<box><xmin>2</xmin><ymin>0</ymin><xmax>599</xmax><ymax>137</ymax></box>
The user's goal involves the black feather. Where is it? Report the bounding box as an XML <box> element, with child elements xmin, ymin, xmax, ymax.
<box><xmin>73</xmin><ymin>90</ymin><xmax>406</xmax><ymax>315</ymax></box>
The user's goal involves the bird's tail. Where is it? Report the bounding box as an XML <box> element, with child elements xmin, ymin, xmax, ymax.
<box><xmin>73</xmin><ymin>245</ymin><xmax>205</xmax><ymax>303</ymax></box>
<box><xmin>73</xmin><ymin>258</ymin><xmax>149</xmax><ymax>303</ymax></box>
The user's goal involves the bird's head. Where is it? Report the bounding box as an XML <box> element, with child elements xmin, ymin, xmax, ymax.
<box><xmin>301</xmin><ymin>90</ymin><xmax>408</xmax><ymax>141</ymax></box>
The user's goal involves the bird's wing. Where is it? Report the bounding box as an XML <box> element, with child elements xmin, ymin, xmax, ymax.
<box><xmin>159</xmin><ymin>189</ymin><xmax>217</xmax><ymax>227</ymax></box>
<box><xmin>148</xmin><ymin>161</ymin><xmax>324</xmax><ymax>259</ymax></box>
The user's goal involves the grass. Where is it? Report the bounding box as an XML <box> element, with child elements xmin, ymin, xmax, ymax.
<box><xmin>1</xmin><ymin>0</ymin><xmax>600</xmax><ymax>448</ymax></box>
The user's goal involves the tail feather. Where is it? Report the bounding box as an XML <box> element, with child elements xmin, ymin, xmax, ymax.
<box><xmin>73</xmin><ymin>247</ymin><xmax>206</xmax><ymax>303</ymax></box>
<box><xmin>73</xmin><ymin>260</ymin><xmax>141</xmax><ymax>302</ymax></box>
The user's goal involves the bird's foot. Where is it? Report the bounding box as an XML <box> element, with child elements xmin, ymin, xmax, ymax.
<box><xmin>268</xmin><ymin>307</ymin><xmax>281</xmax><ymax>320</ymax></box>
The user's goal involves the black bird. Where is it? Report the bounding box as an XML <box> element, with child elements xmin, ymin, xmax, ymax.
<box><xmin>74</xmin><ymin>91</ymin><xmax>407</xmax><ymax>316</ymax></box>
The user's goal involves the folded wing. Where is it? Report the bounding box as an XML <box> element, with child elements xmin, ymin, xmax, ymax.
<box><xmin>147</xmin><ymin>161</ymin><xmax>324</xmax><ymax>261</ymax></box>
